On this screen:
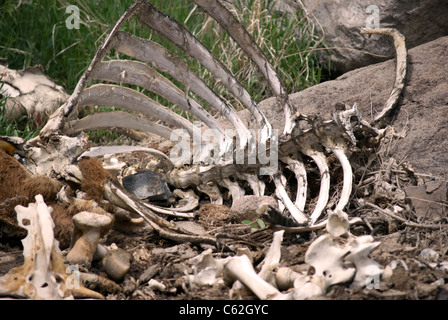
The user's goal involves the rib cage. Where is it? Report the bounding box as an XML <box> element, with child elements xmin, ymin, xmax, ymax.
<box><xmin>38</xmin><ymin>0</ymin><xmax>406</xmax><ymax>231</ymax></box>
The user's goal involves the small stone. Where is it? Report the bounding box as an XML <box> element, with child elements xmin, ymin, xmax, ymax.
<box><xmin>122</xmin><ymin>170</ymin><xmax>173</xmax><ymax>201</ymax></box>
<box><xmin>229</xmin><ymin>195</ymin><xmax>278</xmax><ymax>223</ymax></box>
<box><xmin>419</xmin><ymin>248</ymin><xmax>440</xmax><ymax>263</ymax></box>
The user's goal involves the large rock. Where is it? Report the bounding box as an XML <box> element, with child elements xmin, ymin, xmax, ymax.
<box><xmin>300</xmin><ymin>0</ymin><xmax>448</xmax><ymax>74</ymax></box>
<box><xmin>249</xmin><ymin>36</ymin><xmax>448</xmax><ymax>178</ymax></box>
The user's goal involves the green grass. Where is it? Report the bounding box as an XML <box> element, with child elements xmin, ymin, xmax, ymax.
<box><xmin>0</xmin><ymin>0</ymin><xmax>327</xmax><ymax>140</ymax></box>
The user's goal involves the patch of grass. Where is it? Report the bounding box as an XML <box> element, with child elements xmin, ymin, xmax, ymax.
<box><xmin>0</xmin><ymin>0</ymin><xmax>327</xmax><ymax>140</ymax></box>
<box><xmin>0</xmin><ymin>95</ymin><xmax>40</xmax><ymax>140</ymax></box>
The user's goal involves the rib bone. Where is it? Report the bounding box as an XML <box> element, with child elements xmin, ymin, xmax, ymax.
<box><xmin>91</xmin><ymin>60</ymin><xmax>227</xmax><ymax>141</ymax></box>
<box><xmin>136</xmin><ymin>1</ymin><xmax>272</xmax><ymax>143</ymax></box>
<box><xmin>112</xmin><ymin>30</ymin><xmax>250</xmax><ymax>151</ymax></box>
<box><xmin>273</xmin><ymin>172</ymin><xmax>308</xmax><ymax>225</ymax></box>
<box><xmin>193</xmin><ymin>0</ymin><xmax>295</xmax><ymax>136</ymax></box>
<box><xmin>294</xmin><ymin>130</ymin><xmax>330</xmax><ymax>225</ymax></box>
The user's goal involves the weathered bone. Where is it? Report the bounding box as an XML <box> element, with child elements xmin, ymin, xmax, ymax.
<box><xmin>361</xmin><ymin>28</ymin><xmax>407</xmax><ymax>126</ymax></box>
<box><xmin>78</xmin><ymin>145</ymin><xmax>174</xmax><ymax>172</ymax></box>
<box><xmin>91</xmin><ymin>60</ymin><xmax>226</xmax><ymax>139</ymax></box>
<box><xmin>39</xmin><ymin>0</ymin><xmax>142</xmax><ymax>139</ymax></box>
<box><xmin>282</xmin><ymin>154</ymin><xmax>307</xmax><ymax>211</ymax></box>
<box><xmin>223</xmin><ymin>254</ymin><xmax>286</xmax><ymax>300</ymax></box>
<box><xmin>294</xmin><ymin>129</ymin><xmax>330</xmax><ymax>225</ymax></box>
<box><xmin>103</xmin><ymin>179</ymin><xmax>217</xmax><ymax>245</ymax></box>
<box><xmin>258</xmin><ymin>230</ymin><xmax>284</xmax><ymax>283</ymax></box>
<box><xmin>0</xmin><ymin>195</ymin><xmax>104</xmax><ymax>300</ymax></box>
<box><xmin>78</xmin><ymin>84</ymin><xmax>196</xmax><ymax>137</ymax></box>
<box><xmin>66</xmin><ymin>111</ymin><xmax>174</xmax><ymax>142</ymax></box>
<box><xmin>273</xmin><ymin>172</ymin><xmax>308</xmax><ymax>225</ymax></box>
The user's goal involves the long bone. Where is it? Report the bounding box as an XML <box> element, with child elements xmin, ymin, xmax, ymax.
<box><xmin>361</xmin><ymin>28</ymin><xmax>407</xmax><ymax>126</ymax></box>
<box><xmin>112</xmin><ymin>30</ymin><xmax>249</xmax><ymax>153</ymax></box>
<box><xmin>135</xmin><ymin>0</ymin><xmax>272</xmax><ymax>144</ymax></box>
<box><xmin>192</xmin><ymin>0</ymin><xmax>295</xmax><ymax>137</ymax></box>
<box><xmin>65</xmin><ymin>111</ymin><xmax>174</xmax><ymax>141</ymax></box>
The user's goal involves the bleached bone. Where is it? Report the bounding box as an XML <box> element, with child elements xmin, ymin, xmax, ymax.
<box><xmin>90</xmin><ymin>60</ymin><xmax>227</xmax><ymax>139</ymax></box>
<box><xmin>143</xmin><ymin>202</ymin><xmax>195</xmax><ymax>218</ymax></box>
<box><xmin>112</xmin><ymin>30</ymin><xmax>249</xmax><ymax>152</ymax></box>
<box><xmin>193</xmin><ymin>0</ymin><xmax>295</xmax><ymax>137</ymax></box>
<box><xmin>282</xmin><ymin>154</ymin><xmax>307</xmax><ymax>211</ymax></box>
<box><xmin>135</xmin><ymin>1</ymin><xmax>272</xmax><ymax>144</ymax></box>
<box><xmin>294</xmin><ymin>130</ymin><xmax>330</xmax><ymax>225</ymax></box>
<box><xmin>258</xmin><ymin>230</ymin><xmax>284</xmax><ymax>282</ymax></box>
<box><xmin>345</xmin><ymin>235</ymin><xmax>382</xmax><ymax>289</ymax></box>
<box><xmin>197</xmin><ymin>182</ymin><xmax>223</xmax><ymax>205</ymax></box>
<box><xmin>223</xmin><ymin>254</ymin><xmax>286</xmax><ymax>300</ymax></box>
<box><xmin>66</xmin><ymin>211</ymin><xmax>113</xmax><ymax>267</ymax></box>
<box><xmin>171</xmin><ymin>189</ymin><xmax>200</xmax><ymax>212</ymax></box>
<box><xmin>0</xmin><ymin>195</ymin><xmax>104</xmax><ymax>300</ymax></box>
<box><xmin>103</xmin><ymin>179</ymin><xmax>217</xmax><ymax>245</ymax></box>
<box><xmin>218</xmin><ymin>178</ymin><xmax>245</xmax><ymax>203</ymax></box>
<box><xmin>66</xmin><ymin>111</ymin><xmax>174</xmax><ymax>142</ymax></box>
<box><xmin>273</xmin><ymin>172</ymin><xmax>308</xmax><ymax>225</ymax></box>
<box><xmin>275</xmin><ymin>267</ymin><xmax>325</xmax><ymax>300</ymax></box>
<box><xmin>237</xmin><ymin>172</ymin><xmax>266</xmax><ymax>196</ymax></box>
<box><xmin>78</xmin><ymin>145</ymin><xmax>174</xmax><ymax>172</ymax></box>
<box><xmin>304</xmin><ymin>234</ymin><xmax>355</xmax><ymax>289</ymax></box>
<box><xmin>315</xmin><ymin>122</ymin><xmax>353</xmax><ymax>236</ymax></box>
<box><xmin>361</xmin><ymin>28</ymin><xmax>407</xmax><ymax>126</ymax></box>
<box><xmin>25</xmin><ymin>133</ymin><xmax>90</xmax><ymax>180</ymax></box>
<box><xmin>78</xmin><ymin>84</ymin><xmax>196</xmax><ymax>137</ymax></box>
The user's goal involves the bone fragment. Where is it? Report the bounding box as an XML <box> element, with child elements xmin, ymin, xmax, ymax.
<box><xmin>223</xmin><ymin>254</ymin><xmax>285</xmax><ymax>300</ymax></box>
<box><xmin>258</xmin><ymin>230</ymin><xmax>284</xmax><ymax>282</ymax></box>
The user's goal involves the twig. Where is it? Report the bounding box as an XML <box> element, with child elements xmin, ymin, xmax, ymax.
<box><xmin>363</xmin><ymin>201</ymin><xmax>448</xmax><ymax>230</ymax></box>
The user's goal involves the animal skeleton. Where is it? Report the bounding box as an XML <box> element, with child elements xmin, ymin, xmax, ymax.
<box><xmin>25</xmin><ymin>0</ymin><xmax>405</xmax><ymax>243</ymax></box>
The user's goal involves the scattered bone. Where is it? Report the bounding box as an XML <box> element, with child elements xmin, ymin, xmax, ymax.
<box><xmin>0</xmin><ymin>195</ymin><xmax>103</xmax><ymax>299</ymax></box>
<box><xmin>223</xmin><ymin>254</ymin><xmax>285</xmax><ymax>300</ymax></box>
<box><xmin>101</xmin><ymin>244</ymin><xmax>132</xmax><ymax>282</ymax></box>
<box><xmin>257</xmin><ymin>230</ymin><xmax>284</xmax><ymax>284</ymax></box>
<box><xmin>66</xmin><ymin>211</ymin><xmax>113</xmax><ymax>267</ymax></box>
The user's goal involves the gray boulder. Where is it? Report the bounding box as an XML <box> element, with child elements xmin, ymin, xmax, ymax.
<box><xmin>300</xmin><ymin>0</ymin><xmax>448</xmax><ymax>74</ymax></box>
